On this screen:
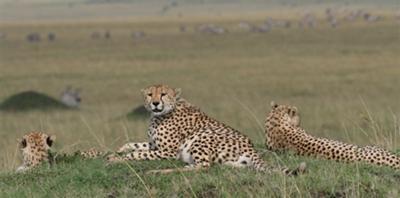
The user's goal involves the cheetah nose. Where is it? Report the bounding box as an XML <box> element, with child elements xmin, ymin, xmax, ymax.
<box><xmin>152</xmin><ymin>102</ymin><xmax>160</xmax><ymax>106</ymax></box>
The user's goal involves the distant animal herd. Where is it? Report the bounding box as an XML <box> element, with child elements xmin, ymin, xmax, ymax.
<box><xmin>0</xmin><ymin>8</ymin><xmax>399</xmax><ymax>42</ymax></box>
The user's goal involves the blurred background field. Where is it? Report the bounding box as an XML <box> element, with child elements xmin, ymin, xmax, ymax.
<box><xmin>0</xmin><ymin>0</ymin><xmax>399</xmax><ymax>197</ymax></box>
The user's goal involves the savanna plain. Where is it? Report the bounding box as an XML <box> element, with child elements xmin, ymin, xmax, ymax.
<box><xmin>0</xmin><ymin>8</ymin><xmax>400</xmax><ymax>197</ymax></box>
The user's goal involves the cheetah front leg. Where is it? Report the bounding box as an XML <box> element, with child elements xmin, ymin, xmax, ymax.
<box><xmin>146</xmin><ymin>143</ymin><xmax>212</xmax><ymax>174</ymax></box>
<box><xmin>107</xmin><ymin>149</ymin><xmax>176</xmax><ymax>163</ymax></box>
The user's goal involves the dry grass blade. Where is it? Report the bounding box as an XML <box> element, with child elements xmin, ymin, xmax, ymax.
<box><xmin>233</xmin><ymin>97</ymin><xmax>264</xmax><ymax>140</ymax></box>
<box><xmin>79</xmin><ymin>115</ymin><xmax>106</xmax><ymax>149</ymax></box>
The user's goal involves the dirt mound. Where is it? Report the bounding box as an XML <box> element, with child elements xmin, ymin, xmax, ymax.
<box><xmin>0</xmin><ymin>91</ymin><xmax>70</xmax><ymax>111</ymax></box>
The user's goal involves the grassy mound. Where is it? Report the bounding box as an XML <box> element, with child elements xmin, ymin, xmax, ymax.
<box><xmin>0</xmin><ymin>91</ymin><xmax>70</xmax><ymax>112</ymax></box>
<box><xmin>1</xmin><ymin>151</ymin><xmax>399</xmax><ymax>197</ymax></box>
<box><xmin>126</xmin><ymin>105</ymin><xmax>149</xmax><ymax>120</ymax></box>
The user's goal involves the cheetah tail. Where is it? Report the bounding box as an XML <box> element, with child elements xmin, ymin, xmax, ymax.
<box><xmin>269</xmin><ymin>161</ymin><xmax>307</xmax><ymax>176</ymax></box>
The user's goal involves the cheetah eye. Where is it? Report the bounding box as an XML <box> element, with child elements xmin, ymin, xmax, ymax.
<box><xmin>161</xmin><ymin>93</ymin><xmax>166</xmax><ymax>97</ymax></box>
<box><xmin>147</xmin><ymin>93</ymin><xmax>152</xmax><ymax>97</ymax></box>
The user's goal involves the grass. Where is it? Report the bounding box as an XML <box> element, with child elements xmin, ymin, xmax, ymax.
<box><xmin>0</xmin><ymin>10</ymin><xmax>400</xmax><ymax>197</ymax></box>
<box><xmin>1</xmin><ymin>152</ymin><xmax>399</xmax><ymax>197</ymax></box>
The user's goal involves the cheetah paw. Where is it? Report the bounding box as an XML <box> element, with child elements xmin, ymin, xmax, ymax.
<box><xmin>295</xmin><ymin>162</ymin><xmax>307</xmax><ymax>175</ymax></box>
<box><xmin>106</xmin><ymin>154</ymin><xmax>124</xmax><ymax>164</ymax></box>
<box><xmin>116</xmin><ymin>143</ymin><xmax>134</xmax><ymax>154</ymax></box>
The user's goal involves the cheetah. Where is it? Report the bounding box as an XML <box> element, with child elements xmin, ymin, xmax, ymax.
<box><xmin>17</xmin><ymin>131</ymin><xmax>104</xmax><ymax>172</ymax></box>
<box><xmin>17</xmin><ymin>131</ymin><xmax>56</xmax><ymax>172</ymax></box>
<box><xmin>265</xmin><ymin>101</ymin><xmax>400</xmax><ymax>169</ymax></box>
<box><xmin>108</xmin><ymin>85</ymin><xmax>306</xmax><ymax>175</ymax></box>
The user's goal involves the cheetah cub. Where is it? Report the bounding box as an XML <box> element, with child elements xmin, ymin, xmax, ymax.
<box><xmin>265</xmin><ymin>102</ymin><xmax>400</xmax><ymax>169</ymax></box>
<box><xmin>17</xmin><ymin>131</ymin><xmax>104</xmax><ymax>172</ymax></box>
<box><xmin>109</xmin><ymin>85</ymin><xmax>306</xmax><ymax>175</ymax></box>
<box><xmin>17</xmin><ymin>132</ymin><xmax>56</xmax><ymax>172</ymax></box>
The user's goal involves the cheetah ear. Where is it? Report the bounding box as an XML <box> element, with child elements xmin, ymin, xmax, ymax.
<box><xmin>174</xmin><ymin>88</ymin><xmax>182</xmax><ymax>99</ymax></box>
<box><xmin>46</xmin><ymin>135</ymin><xmax>56</xmax><ymax>147</ymax></box>
<box><xmin>19</xmin><ymin>138</ymin><xmax>27</xmax><ymax>148</ymax></box>
<box><xmin>140</xmin><ymin>88</ymin><xmax>147</xmax><ymax>97</ymax></box>
<box><xmin>270</xmin><ymin>101</ymin><xmax>278</xmax><ymax>109</ymax></box>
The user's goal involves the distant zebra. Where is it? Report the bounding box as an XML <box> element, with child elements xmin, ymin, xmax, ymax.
<box><xmin>238</xmin><ymin>22</ymin><xmax>253</xmax><ymax>31</ymax></box>
<box><xmin>345</xmin><ymin>9</ymin><xmax>362</xmax><ymax>22</ymax></box>
<box><xmin>26</xmin><ymin>33</ymin><xmax>41</xmax><ymax>42</ymax></box>
<box><xmin>90</xmin><ymin>31</ymin><xmax>111</xmax><ymax>40</ymax></box>
<box><xmin>265</xmin><ymin>18</ymin><xmax>291</xmax><ymax>28</ymax></box>
<box><xmin>179</xmin><ymin>24</ymin><xmax>187</xmax><ymax>33</ymax></box>
<box><xmin>197</xmin><ymin>24</ymin><xmax>227</xmax><ymax>35</ymax></box>
<box><xmin>252</xmin><ymin>24</ymin><xmax>270</xmax><ymax>33</ymax></box>
<box><xmin>160</xmin><ymin>1</ymin><xmax>178</xmax><ymax>14</ymax></box>
<box><xmin>48</xmin><ymin>33</ymin><xmax>56</xmax><ymax>41</ymax></box>
<box><xmin>299</xmin><ymin>12</ymin><xmax>316</xmax><ymax>29</ymax></box>
<box><xmin>104</xmin><ymin>31</ymin><xmax>111</xmax><ymax>39</ymax></box>
<box><xmin>325</xmin><ymin>8</ymin><xmax>338</xmax><ymax>28</ymax></box>
<box><xmin>132</xmin><ymin>31</ymin><xmax>146</xmax><ymax>39</ymax></box>
<box><xmin>304</xmin><ymin>13</ymin><xmax>316</xmax><ymax>28</ymax></box>
<box><xmin>91</xmin><ymin>32</ymin><xmax>101</xmax><ymax>39</ymax></box>
<box><xmin>364</xmin><ymin>13</ymin><xmax>381</xmax><ymax>23</ymax></box>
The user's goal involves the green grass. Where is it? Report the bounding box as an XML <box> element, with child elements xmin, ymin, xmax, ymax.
<box><xmin>0</xmin><ymin>13</ymin><xmax>399</xmax><ymax>197</ymax></box>
<box><xmin>1</xmin><ymin>151</ymin><xmax>399</xmax><ymax>197</ymax></box>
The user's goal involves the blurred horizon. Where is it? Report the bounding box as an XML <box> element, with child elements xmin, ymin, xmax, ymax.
<box><xmin>1</xmin><ymin>0</ymin><xmax>399</xmax><ymax>23</ymax></box>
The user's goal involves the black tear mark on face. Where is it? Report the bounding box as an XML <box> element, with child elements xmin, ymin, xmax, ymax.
<box><xmin>46</xmin><ymin>137</ymin><xmax>53</xmax><ymax>147</ymax></box>
<box><xmin>20</xmin><ymin>138</ymin><xmax>27</xmax><ymax>148</ymax></box>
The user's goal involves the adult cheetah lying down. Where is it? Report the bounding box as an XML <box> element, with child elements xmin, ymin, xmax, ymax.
<box><xmin>109</xmin><ymin>85</ymin><xmax>306</xmax><ymax>175</ymax></box>
<box><xmin>17</xmin><ymin>131</ymin><xmax>104</xmax><ymax>172</ymax></box>
<box><xmin>265</xmin><ymin>102</ymin><xmax>400</xmax><ymax>169</ymax></box>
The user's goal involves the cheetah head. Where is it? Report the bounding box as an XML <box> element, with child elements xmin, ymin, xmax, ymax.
<box><xmin>141</xmin><ymin>85</ymin><xmax>181</xmax><ymax>116</ymax></box>
<box><xmin>270</xmin><ymin>101</ymin><xmax>301</xmax><ymax>127</ymax></box>
<box><xmin>17</xmin><ymin>132</ymin><xmax>55</xmax><ymax>172</ymax></box>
